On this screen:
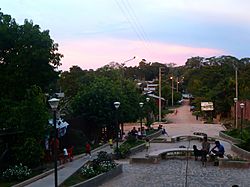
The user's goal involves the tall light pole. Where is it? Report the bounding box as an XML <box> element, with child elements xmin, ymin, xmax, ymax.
<box><xmin>146</xmin><ymin>97</ymin><xmax>150</xmax><ymax>127</ymax></box>
<box><xmin>139</xmin><ymin>102</ymin><xmax>144</xmax><ymax>135</ymax></box>
<box><xmin>240</xmin><ymin>103</ymin><xmax>245</xmax><ymax>141</ymax></box>
<box><xmin>235</xmin><ymin>67</ymin><xmax>238</xmax><ymax>128</ymax></box>
<box><xmin>176</xmin><ymin>77</ymin><xmax>179</xmax><ymax>92</ymax></box>
<box><xmin>234</xmin><ymin>98</ymin><xmax>238</xmax><ymax>129</ymax></box>
<box><xmin>48</xmin><ymin>98</ymin><xmax>60</xmax><ymax>187</ymax></box>
<box><xmin>158</xmin><ymin>67</ymin><xmax>163</xmax><ymax>122</ymax></box>
<box><xmin>121</xmin><ymin>56</ymin><xmax>136</xmax><ymax>136</ymax></box>
<box><xmin>114</xmin><ymin>101</ymin><xmax>120</xmax><ymax>157</ymax></box>
<box><xmin>170</xmin><ymin>76</ymin><xmax>174</xmax><ymax>106</ymax></box>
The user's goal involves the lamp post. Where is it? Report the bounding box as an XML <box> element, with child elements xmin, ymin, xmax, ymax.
<box><xmin>139</xmin><ymin>102</ymin><xmax>144</xmax><ymax>135</ymax></box>
<box><xmin>48</xmin><ymin>98</ymin><xmax>60</xmax><ymax>187</ymax></box>
<box><xmin>235</xmin><ymin>66</ymin><xmax>238</xmax><ymax>128</ymax></box>
<box><xmin>240</xmin><ymin>103</ymin><xmax>245</xmax><ymax>141</ymax></box>
<box><xmin>234</xmin><ymin>98</ymin><xmax>238</xmax><ymax>129</ymax></box>
<box><xmin>114</xmin><ymin>101</ymin><xmax>120</xmax><ymax>157</ymax></box>
<box><xmin>146</xmin><ymin>97</ymin><xmax>150</xmax><ymax>127</ymax></box>
<box><xmin>170</xmin><ymin>76</ymin><xmax>174</xmax><ymax>106</ymax></box>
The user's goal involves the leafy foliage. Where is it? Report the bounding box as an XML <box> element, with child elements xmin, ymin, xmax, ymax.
<box><xmin>2</xmin><ymin>163</ymin><xmax>32</xmax><ymax>182</ymax></box>
<box><xmin>80</xmin><ymin>151</ymin><xmax>116</xmax><ymax>179</ymax></box>
<box><xmin>0</xmin><ymin>10</ymin><xmax>62</xmax><ymax>168</ymax></box>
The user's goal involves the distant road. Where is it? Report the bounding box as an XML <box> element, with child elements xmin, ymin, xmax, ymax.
<box><xmin>153</xmin><ymin>99</ymin><xmax>225</xmax><ymax>138</ymax></box>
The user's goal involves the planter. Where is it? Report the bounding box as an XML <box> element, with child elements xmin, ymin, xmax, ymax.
<box><xmin>219</xmin><ymin>131</ymin><xmax>241</xmax><ymax>144</ymax></box>
<box><xmin>128</xmin><ymin>130</ymin><xmax>162</xmax><ymax>156</ymax></box>
<box><xmin>146</xmin><ymin>130</ymin><xmax>162</xmax><ymax>139</ymax></box>
<box><xmin>219</xmin><ymin>159</ymin><xmax>250</xmax><ymax>168</ymax></box>
<box><xmin>231</xmin><ymin>144</ymin><xmax>250</xmax><ymax>160</ymax></box>
<box><xmin>71</xmin><ymin>164</ymin><xmax>122</xmax><ymax>187</ymax></box>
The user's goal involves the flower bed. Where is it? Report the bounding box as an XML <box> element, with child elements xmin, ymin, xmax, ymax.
<box><xmin>61</xmin><ymin>151</ymin><xmax>122</xmax><ymax>187</ymax></box>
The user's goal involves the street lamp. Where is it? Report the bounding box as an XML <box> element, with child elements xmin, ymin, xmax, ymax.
<box><xmin>234</xmin><ymin>98</ymin><xmax>238</xmax><ymax>129</ymax></box>
<box><xmin>114</xmin><ymin>101</ymin><xmax>120</xmax><ymax>157</ymax></box>
<box><xmin>240</xmin><ymin>103</ymin><xmax>245</xmax><ymax>141</ymax></box>
<box><xmin>146</xmin><ymin>98</ymin><xmax>150</xmax><ymax>127</ymax></box>
<box><xmin>48</xmin><ymin>98</ymin><xmax>60</xmax><ymax>187</ymax></box>
<box><xmin>170</xmin><ymin>76</ymin><xmax>174</xmax><ymax>106</ymax></box>
<box><xmin>139</xmin><ymin>102</ymin><xmax>144</xmax><ymax>135</ymax></box>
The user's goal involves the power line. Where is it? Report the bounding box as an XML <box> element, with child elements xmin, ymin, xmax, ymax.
<box><xmin>114</xmin><ymin>0</ymin><xmax>153</xmax><ymax>56</ymax></box>
<box><xmin>123</xmin><ymin>0</ymin><xmax>152</xmax><ymax>47</ymax></box>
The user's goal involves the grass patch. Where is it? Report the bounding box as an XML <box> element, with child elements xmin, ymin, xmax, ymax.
<box><xmin>60</xmin><ymin>169</ymin><xmax>87</xmax><ymax>187</ymax></box>
<box><xmin>0</xmin><ymin>181</ymin><xmax>17</xmax><ymax>187</ymax></box>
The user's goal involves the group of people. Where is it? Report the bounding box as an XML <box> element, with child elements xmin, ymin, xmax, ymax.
<box><xmin>128</xmin><ymin>126</ymin><xmax>147</xmax><ymax>139</ymax></box>
<box><xmin>193</xmin><ymin>136</ymin><xmax>225</xmax><ymax>166</ymax></box>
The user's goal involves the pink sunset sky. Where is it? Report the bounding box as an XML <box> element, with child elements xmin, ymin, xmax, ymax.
<box><xmin>59</xmin><ymin>38</ymin><xmax>224</xmax><ymax>70</ymax></box>
<box><xmin>1</xmin><ymin>0</ymin><xmax>250</xmax><ymax>71</ymax></box>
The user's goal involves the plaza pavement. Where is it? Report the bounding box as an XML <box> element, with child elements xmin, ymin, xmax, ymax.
<box><xmin>99</xmin><ymin>101</ymin><xmax>249</xmax><ymax>187</ymax></box>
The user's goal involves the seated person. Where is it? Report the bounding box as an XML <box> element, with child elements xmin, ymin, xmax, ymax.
<box><xmin>210</xmin><ymin>141</ymin><xmax>224</xmax><ymax>158</ymax></box>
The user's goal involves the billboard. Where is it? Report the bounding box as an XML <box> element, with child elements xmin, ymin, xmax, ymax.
<box><xmin>201</xmin><ymin>102</ymin><xmax>214</xmax><ymax>111</ymax></box>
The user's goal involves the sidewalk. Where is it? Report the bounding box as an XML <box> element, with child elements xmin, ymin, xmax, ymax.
<box><xmin>24</xmin><ymin>144</ymin><xmax>113</xmax><ymax>187</ymax></box>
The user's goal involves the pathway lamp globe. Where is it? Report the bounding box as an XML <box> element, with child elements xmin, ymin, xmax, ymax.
<box><xmin>139</xmin><ymin>102</ymin><xmax>144</xmax><ymax>135</ymax></box>
<box><xmin>114</xmin><ymin>101</ymin><xmax>120</xmax><ymax>109</ymax></box>
<box><xmin>48</xmin><ymin>98</ymin><xmax>60</xmax><ymax>187</ymax></box>
<box><xmin>240</xmin><ymin>103</ymin><xmax>245</xmax><ymax>141</ymax></box>
<box><xmin>114</xmin><ymin>101</ymin><xmax>120</xmax><ymax>157</ymax></box>
<box><xmin>146</xmin><ymin>97</ymin><xmax>150</xmax><ymax>103</ymax></box>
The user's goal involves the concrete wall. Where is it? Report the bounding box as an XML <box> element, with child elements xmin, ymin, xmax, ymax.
<box><xmin>231</xmin><ymin>144</ymin><xmax>250</xmax><ymax>161</ymax></box>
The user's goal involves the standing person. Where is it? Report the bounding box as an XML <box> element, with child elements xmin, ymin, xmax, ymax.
<box><xmin>63</xmin><ymin>148</ymin><xmax>68</xmax><ymax>163</ymax></box>
<box><xmin>162</xmin><ymin>128</ymin><xmax>168</xmax><ymax>136</ymax></box>
<box><xmin>201</xmin><ymin>136</ymin><xmax>210</xmax><ymax>166</ymax></box>
<box><xmin>145</xmin><ymin>138</ymin><xmax>150</xmax><ymax>156</ymax></box>
<box><xmin>109</xmin><ymin>138</ymin><xmax>113</xmax><ymax>149</ymax></box>
<box><xmin>85</xmin><ymin>142</ymin><xmax>91</xmax><ymax>158</ymax></box>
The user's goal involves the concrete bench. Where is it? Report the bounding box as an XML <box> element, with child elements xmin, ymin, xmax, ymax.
<box><xmin>171</xmin><ymin>134</ymin><xmax>204</xmax><ymax>142</ymax></box>
<box><xmin>148</xmin><ymin>148</ymin><xmax>194</xmax><ymax>161</ymax></box>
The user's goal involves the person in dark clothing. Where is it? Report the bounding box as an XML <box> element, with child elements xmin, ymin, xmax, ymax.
<box><xmin>193</xmin><ymin>145</ymin><xmax>202</xmax><ymax>161</ymax></box>
<box><xmin>210</xmin><ymin>141</ymin><xmax>224</xmax><ymax>158</ymax></box>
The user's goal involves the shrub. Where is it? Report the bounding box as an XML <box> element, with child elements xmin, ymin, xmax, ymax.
<box><xmin>2</xmin><ymin>163</ymin><xmax>32</xmax><ymax>181</ymax></box>
<box><xmin>80</xmin><ymin>151</ymin><xmax>117</xmax><ymax>178</ymax></box>
<box><xmin>80</xmin><ymin>165</ymin><xmax>98</xmax><ymax>178</ymax></box>
<box><xmin>12</xmin><ymin>137</ymin><xmax>43</xmax><ymax>168</ymax></box>
<box><xmin>98</xmin><ymin>161</ymin><xmax>116</xmax><ymax>172</ymax></box>
<box><xmin>118</xmin><ymin>143</ymin><xmax>131</xmax><ymax>158</ymax></box>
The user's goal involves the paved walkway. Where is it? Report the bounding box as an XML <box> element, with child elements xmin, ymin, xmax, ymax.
<box><xmin>25</xmin><ymin>145</ymin><xmax>113</xmax><ymax>187</ymax></box>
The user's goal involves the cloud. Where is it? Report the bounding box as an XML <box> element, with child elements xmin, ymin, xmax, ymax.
<box><xmin>58</xmin><ymin>38</ymin><xmax>224</xmax><ymax>71</ymax></box>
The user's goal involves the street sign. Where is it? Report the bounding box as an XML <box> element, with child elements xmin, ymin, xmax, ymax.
<box><xmin>201</xmin><ymin>102</ymin><xmax>214</xmax><ymax>111</ymax></box>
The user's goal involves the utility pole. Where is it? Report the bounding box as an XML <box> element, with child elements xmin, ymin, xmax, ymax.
<box><xmin>176</xmin><ymin>77</ymin><xmax>179</xmax><ymax>92</ymax></box>
<box><xmin>158</xmin><ymin>67</ymin><xmax>162</xmax><ymax>123</ymax></box>
<box><xmin>235</xmin><ymin>67</ymin><xmax>238</xmax><ymax>129</ymax></box>
<box><xmin>170</xmin><ymin>76</ymin><xmax>174</xmax><ymax>106</ymax></box>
